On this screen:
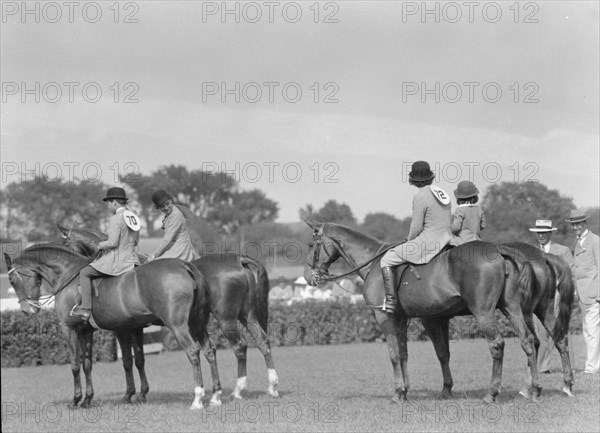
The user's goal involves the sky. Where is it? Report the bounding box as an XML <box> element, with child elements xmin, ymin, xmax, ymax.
<box><xmin>1</xmin><ymin>1</ymin><xmax>599</xmax><ymax>222</ymax></box>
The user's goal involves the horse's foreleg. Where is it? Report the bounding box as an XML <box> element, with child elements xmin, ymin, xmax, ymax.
<box><xmin>116</xmin><ymin>330</ymin><xmax>136</xmax><ymax>404</ymax></box>
<box><xmin>374</xmin><ymin>310</ymin><xmax>408</xmax><ymax>402</ymax></box>
<box><xmin>132</xmin><ymin>328</ymin><xmax>150</xmax><ymax>403</ymax></box>
<box><xmin>221</xmin><ymin>319</ymin><xmax>248</xmax><ymax>400</ymax></box>
<box><xmin>242</xmin><ymin>318</ymin><xmax>279</xmax><ymax>398</ymax></box>
<box><xmin>170</xmin><ymin>326</ymin><xmax>205</xmax><ymax>410</ymax></box>
<box><xmin>62</xmin><ymin>324</ymin><xmax>83</xmax><ymax>407</ymax></box>
<box><xmin>77</xmin><ymin>327</ymin><xmax>95</xmax><ymax>407</ymax></box>
<box><xmin>202</xmin><ymin>335</ymin><xmax>223</xmax><ymax>405</ymax></box>
<box><xmin>474</xmin><ymin>312</ymin><xmax>505</xmax><ymax>403</ymax></box>
<box><xmin>422</xmin><ymin>318</ymin><xmax>453</xmax><ymax>399</ymax></box>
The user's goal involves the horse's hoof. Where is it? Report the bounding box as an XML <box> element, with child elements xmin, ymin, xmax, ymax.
<box><xmin>135</xmin><ymin>395</ymin><xmax>148</xmax><ymax>404</ymax></box>
<box><xmin>120</xmin><ymin>397</ymin><xmax>133</xmax><ymax>404</ymax></box>
<box><xmin>519</xmin><ymin>388</ymin><xmax>531</xmax><ymax>399</ymax></box>
<box><xmin>232</xmin><ymin>392</ymin><xmax>243</xmax><ymax>400</ymax></box>
<box><xmin>189</xmin><ymin>402</ymin><xmax>204</xmax><ymax>410</ymax></box>
<box><xmin>440</xmin><ymin>390</ymin><xmax>453</xmax><ymax>400</ymax></box>
<box><xmin>562</xmin><ymin>386</ymin><xmax>574</xmax><ymax>397</ymax></box>
<box><xmin>267</xmin><ymin>386</ymin><xmax>280</xmax><ymax>398</ymax></box>
<box><xmin>391</xmin><ymin>389</ymin><xmax>407</xmax><ymax>403</ymax></box>
<box><xmin>482</xmin><ymin>394</ymin><xmax>496</xmax><ymax>404</ymax></box>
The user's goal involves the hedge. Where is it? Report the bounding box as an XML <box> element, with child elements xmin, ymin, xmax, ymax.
<box><xmin>1</xmin><ymin>300</ymin><xmax>583</xmax><ymax>367</ymax></box>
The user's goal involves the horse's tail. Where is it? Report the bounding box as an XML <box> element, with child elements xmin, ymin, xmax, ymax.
<box><xmin>499</xmin><ymin>246</ymin><xmax>537</xmax><ymax>310</ymax></box>
<box><xmin>185</xmin><ymin>261</ymin><xmax>211</xmax><ymax>346</ymax></box>
<box><xmin>544</xmin><ymin>253</ymin><xmax>575</xmax><ymax>342</ymax></box>
<box><xmin>240</xmin><ymin>256</ymin><xmax>270</xmax><ymax>332</ymax></box>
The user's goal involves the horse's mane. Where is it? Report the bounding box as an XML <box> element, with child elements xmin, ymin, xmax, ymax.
<box><xmin>324</xmin><ymin>222</ymin><xmax>390</xmax><ymax>248</ymax></box>
<box><xmin>17</xmin><ymin>242</ymin><xmax>87</xmax><ymax>264</ymax></box>
<box><xmin>74</xmin><ymin>228</ymin><xmax>107</xmax><ymax>241</ymax></box>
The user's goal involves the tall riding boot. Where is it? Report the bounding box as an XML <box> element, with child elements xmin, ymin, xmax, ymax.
<box><xmin>71</xmin><ymin>271</ymin><xmax>92</xmax><ymax>320</ymax></box>
<box><xmin>381</xmin><ymin>266</ymin><xmax>397</xmax><ymax>313</ymax></box>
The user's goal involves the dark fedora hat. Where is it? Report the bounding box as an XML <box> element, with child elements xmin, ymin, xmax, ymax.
<box><xmin>408</xmin><ymin>161</ymin><xmax>435</xmax><ymax>182</ymax></box>
<box><xmin>565</xmin><ymin>209</ymin><xmax>590</xmax><ymax>223</ymax></box>
<box><xmin>102</xmin><ymin>187</ymin><xmax>128</xmax><ymax>202</ymax></box>
<box><xmin>152</xmin><ymin>189</ymin><xmax>173</xmax><ymax>209</ymax></box>
<box><xmin>454</xmin><ymin>180</ymin><xmax>479</xmax><ymax>199</ymax></box>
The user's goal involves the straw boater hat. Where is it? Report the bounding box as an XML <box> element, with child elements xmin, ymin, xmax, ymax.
<box><xmin>565</xmin><ymin>209</ymin><xmax>590</xmax><ymax>224</ymax></box>
<box><xmin>529</xmin><ymin>220</ymin><xmax>557</xmax><ymax>232</ymax></box>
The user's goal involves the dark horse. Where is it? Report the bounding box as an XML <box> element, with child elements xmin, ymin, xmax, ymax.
<box><xmin>499</xmin><ymin>241</ymin><xmax>575</xmax><ymax>398</ymax></box>
<box><xmin>4</xmin><ymin>244</ymin><xmax>215</xmax><ymax>409</ymax></box>
<box><xmin>304</xmin><ymin>221</ymin><xmax>572</xmax><ymax>403</ymax></box>
<box><xmin>56</xmin><ymin>224</ymin><xmax>279</xmax><ymax>400</ymax></box>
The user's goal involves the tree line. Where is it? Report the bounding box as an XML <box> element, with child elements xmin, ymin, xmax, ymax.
<box><xmin>1</xmin><ymin>165</ymin><xmax>598</xmax><ymax>261</ymax></box>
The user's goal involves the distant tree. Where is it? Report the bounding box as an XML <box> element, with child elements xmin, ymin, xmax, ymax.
<box><xmin>1</xmin><ymin>177</ymin><xmax>109</xmax><ymax>241</ymax></box>
<box><xmin>299</xmin><ymin>200</ymin><xmax>357</xmax><ymax>226</ymax></box>
<box><xmin>212</xmin><ymin>189</ymin><xmax>279</xmax><ymax>234</ymax></box>
<box><xmin>481</xmin><ymin>182</ymin><xmax>576</xmax><ymax>244</ymax></box>
<box><xmin>361</xmin><ymin>212</ymin><xmax>411</xmax><ymax>243</ymax></box>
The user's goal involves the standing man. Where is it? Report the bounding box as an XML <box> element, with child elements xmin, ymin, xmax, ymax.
<box><xmin>71</xmin><ymin>187</ymin><xmax>141</xmax><ymax>320</ymax></box>
<box><xmin>147</xmin><ymin>189</ymin><xmax>199</xmax><ymax>262</ymax></box>
<box><xmin>567</xmin><ymin>209</ymin><xmax>600</xmax><ymax>375</ymax></box>
<box><xmin>529</xmin><ymin>219</ymin><xmax>574</xmax><ymax>373</ymax></box>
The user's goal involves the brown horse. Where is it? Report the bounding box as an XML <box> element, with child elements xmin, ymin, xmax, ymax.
<box><xmin>303</xmin><ymin>221</ymin><xmax>571</xmax><ymax>403</ymax></box>
<box><xmin>4</xmin><ymin>244</ymin><xmax>216</xmax><ymax>409</ymax></box>
<box><xmin>499</xmin><ymin>241</ymin><xmax>575</xmax><ymax>397</ymax></box>
<box><xmin>56</xmin><ymin>224</ymin><xmax>279</xmax><ymax>400</ymax></box>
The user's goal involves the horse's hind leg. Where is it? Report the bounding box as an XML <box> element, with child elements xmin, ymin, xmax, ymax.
<box><xmin>242</xmin><ymin>318</ymin><xmax>279</xmax><ymax>398</ymax></box>
<box><xmin>221</xmin><ymin>319</ymin><xmax>249</xmax><ymax>400</ymax></box>
<box><xmin>132</xmin><ymin>327</ymin><xmax>150</xmax><ymax>403</ymax></box>
<box><xmin>202</xmin><ymin>335</ymin><xmax>223</xmax><ymax>405</ymax></box>
<box><xmin>77</xmin><ymin>327</ymin><xmax>95</xmax><ymax>407</ymax></box>
<box><xmin>536</xmin><ymin>310</ymin><xmax>574</xmax><ymax>397</ymax></box>
<box><xmin>374</xmin><ymin>310</ymin><xmax>409</xmax><ymax>402</ymax></box>
<box><xmin>422</xmin><ymin>318</ymin><xmax>453</xmax><ymax>399</ymax></box>
<box><xmin>62</xmin><ymin>324</ymin><xmax>83</xmax><ymax>407</ymax></box>
<box><xmin>473</xmin><ymin>311</ymin><xmax>505</xmax><ymax>403</ymax></box>
<box><xmin>169</xmin><ymin>325</ymin><xmax>205</xmax><ymax>410</ymax></box>
<box><xmin>116</xmin><ymin>330</ymin><xmax>137</xmax><ymax>403</ymax></box>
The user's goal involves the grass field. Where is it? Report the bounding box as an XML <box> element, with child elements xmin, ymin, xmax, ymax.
<box><xmin>2</xmin><ymin>334</ymin><xmax>599</xmax><ymax>432</ymax></box>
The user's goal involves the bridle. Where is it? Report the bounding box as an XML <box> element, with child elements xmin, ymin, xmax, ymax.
<box><xmin>7</xmin><ymin>266</ymin><xmax>47</xmax><ymax>309</ymax></box>
<box><xmin>308</xmin><ymin>227</ymin><xmax>403</xmax><ymax>285</ymax></box>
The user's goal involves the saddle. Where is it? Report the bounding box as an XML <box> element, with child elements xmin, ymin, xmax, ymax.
<box><xmin>392</xmin><ymin>244</ymin><xmax>455</xmax><ymax>291</ymax></box>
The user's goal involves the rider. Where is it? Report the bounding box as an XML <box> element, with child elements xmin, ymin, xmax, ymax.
<box><xmin>147</xmin><ymin>189</ymin><xmax>199</xmax><ymax>262</ymax></box>
<box><xmin>451</xmin><ymin>180</ymin><xmax>486</xmax><ymax>245</ymax></box>
<box><xmin>71</xmin><ymin>187</ymin><xmax>140</xmax><ymax>320</ymax></box>
<box><xmin>379</xmin><ymin>161</ymin><xmax>453</xmax><ymax>313</ymax></box>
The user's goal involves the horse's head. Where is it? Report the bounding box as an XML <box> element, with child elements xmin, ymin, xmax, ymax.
<box><xmin>303</xmin><ymin>220</ymin><xmax>342</xmax><ymax>286</ymax></box>
<box><xmin>57</xmin><ymin>223</ymin><xmax>103</xmax><ymax>257</ymax></box>
<box><xmin>4</xmin><ymin>253</ymin><xmax>43</xmax><ymax>315</ymax></box>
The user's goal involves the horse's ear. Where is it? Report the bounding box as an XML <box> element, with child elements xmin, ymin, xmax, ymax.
<box><xmin>304</xmin><ymin>219</ymin><xmax>321</xmax><ymax>229</ymax></box>
<box><xmin>56</xmin><ymin>223</ymin><xmax>69</xmax><ymax>237</ymax></box>
<box><xmin>4</xmin><ymin>253</ymin><xmax>13</xmax><ymax>270</ymax></box>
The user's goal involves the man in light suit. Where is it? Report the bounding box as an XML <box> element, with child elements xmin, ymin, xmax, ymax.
<box><xmin>71</xmin><ymin>187</ymin><xmax>140</xmax><ymax>320</ymax></box>
<box><xmin>147</xmin><ymin>189</ymin><xmax>199</xmax><ymax>262</ymax></box>
<box><xmin>567</xmin><ymin>209</ymin><xmax>600</xmax><ymax>375</ymax></box>
<box><xmin>529</xmin><ymin>219</ymin><xmax>574</xmax><ymax>373</ymax></box>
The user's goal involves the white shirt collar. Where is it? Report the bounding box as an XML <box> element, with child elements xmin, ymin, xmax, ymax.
<box><xmin>579</xmin><ymin>229</ymin><xmax>589</xmax><ymax>242</ymax></box>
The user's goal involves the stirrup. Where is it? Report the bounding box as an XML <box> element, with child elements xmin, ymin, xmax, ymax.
<box><xmin>70</xmin><ymin>304</ymin><xmax>91</xmax><ymax>320</ymax></box>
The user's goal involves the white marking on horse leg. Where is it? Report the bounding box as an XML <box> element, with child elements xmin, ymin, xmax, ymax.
<box><xmin>233</xmin><ymin>376</ymin><xmax>246</xmax><ymax>400</ymax></box>
<box><xmin>267</xmin><ymin>369</ymin><xmax>279</xmax><ymax>397</ymax></box>
<box><xmin>210</xmin><ymin>390</ymin><xmax>222</xmax><ymax>406</ymax></box>
<box><xmin>190</xmin><ymin>386</ymin><xmax>205</xmax><ymax>410</ymax></box>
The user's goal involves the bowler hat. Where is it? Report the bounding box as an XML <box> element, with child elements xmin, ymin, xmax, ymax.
<box><xmin>102</xmin><ymin>187</ymin><xmax>128</xmax><ymax>202</ymax></box>
<box><xmin>565</xmin><ymin>209</ymin><xmax>590</xmax><ymax>223</ymax></box>
<box><xmin>454</xmin><ymin>181</ymin><xmax>479</xmax><ymax>199</ymax></box>
<box><xmin>152</xmin><ymin>189</ymin><xmax>172</xmax><ymax>209</ymax></box>
<box><xmin>529</xmin><ymin>220</ymin><xmax>557</xmax><ymax>232</ymax></box>
<box><xmin>408</xmin><ymin>161</ymin><xmax>435</xmax><ymax>182</ymax></box>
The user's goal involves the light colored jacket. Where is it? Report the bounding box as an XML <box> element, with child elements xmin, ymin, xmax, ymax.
<box><xmin>92</xmin><ymin>207</ymin><xmax>139</xmax><ymax>276</ymax></box>
<box><xmin>451</xmin><ymin>204</ymin><xmax>486</xmax><ymax>245</ymax></box>
<box><xmin>394</xmin><ymin>186</ymin><xmax>453</xmax><ymax>264</ymax></box>
<box><xmin>152</xmin><ymin>206</ymin><xmax>199</xmax><ymax>262</ymax></box>
<box><xmin>547</xmin><ymin>242</ymin><xmax>574</xmax><ymax>270</ymax></box>
<box><xmin>572</xmin><ymin>231</ymin><xmax>600</xmax><ymax>305</ymax></box>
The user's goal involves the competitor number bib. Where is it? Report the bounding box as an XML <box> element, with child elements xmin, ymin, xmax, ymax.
<box><xmin>123</xmin><ymin>210</ymin><xmax>142</xmax><ymax>232</ymax></box>
<box><xmin>430</xmin><ymin>185</ymin><xmax>451</xmax><ymax>205</ymax></box>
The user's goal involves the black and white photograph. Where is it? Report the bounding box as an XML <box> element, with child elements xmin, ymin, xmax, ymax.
<box><xmin>1</xmin><ymin>1</ymin><xmax>599</xmax><ymax>431</ymax></box>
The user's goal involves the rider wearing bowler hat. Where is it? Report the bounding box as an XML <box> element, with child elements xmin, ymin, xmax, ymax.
<box><xmin>451</xmin><ymin>180</ymin><xmax>486</xmax><ymax>245</ymax></box>
<box><xmin>71</xmin><ymin>187</ymin><xmax>140</xmax><ymax>320</ymax></box>
<box><xmin>147</xmin><ymin>189</ymin><xmax>199</xmax><ymax>262</ymax></box>
<box><xmin>379</xmin><ymin>161</ymin><xmax>453</xmax><ymax>313</ymax></box>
